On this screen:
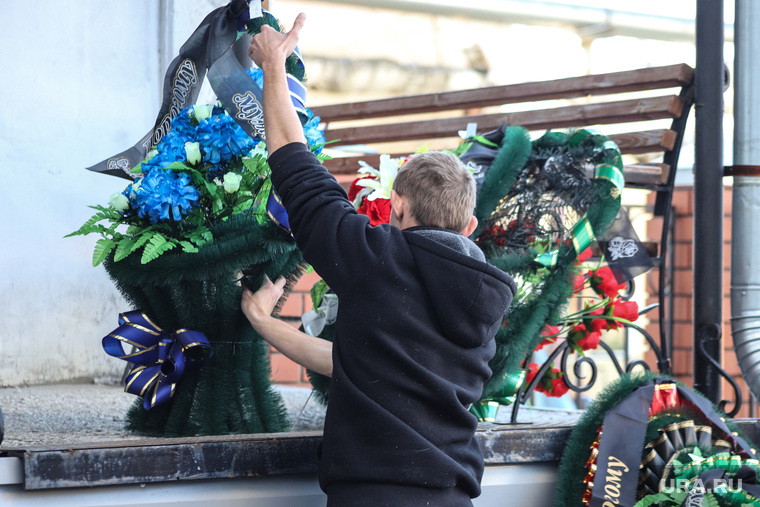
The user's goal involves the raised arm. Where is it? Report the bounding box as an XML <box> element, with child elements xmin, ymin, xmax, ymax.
<box><xmin>247</xmin><ymin>13</ymin><xmax>307</xmax><ymax>153</ymax></box>
<box><xmin>241</xmin><ymin>275</ymin><xmax>333</xmax><ymax>377</ymax></box>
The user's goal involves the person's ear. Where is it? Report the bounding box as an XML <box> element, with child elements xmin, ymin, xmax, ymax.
<box><xmin>460</xmin><ymin>216</ymin><xmax>478</xmax><ymax>237</ymax></box>
<box><xmin>390</xmin><ymin>190</ymin><xmax>405</xmax><ymax>221</ymax></box>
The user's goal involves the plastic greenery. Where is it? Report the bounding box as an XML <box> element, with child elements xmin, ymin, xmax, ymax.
<box><xmin>553</xmin><ymin>373</ymin><xmax>758</xmax><ymax>507</ymax></box>
<box><xmin>472</xmin><ymin>127</ymin><xmax>624</xmax><ymax>401</ymax></box>
<box><xmin>68</xmin><ymin>102</ymin><xmax>327</xmax><ymax>266</ymax></box>
<box><xmin>245</xmin><ymin>12</ymin><xmax>305</xmax><ymax>82</ymax></box>
<box><xmin>521</xmin><ymin>250</ymin><xmax>640</xmax><ymax>397</ymax></box>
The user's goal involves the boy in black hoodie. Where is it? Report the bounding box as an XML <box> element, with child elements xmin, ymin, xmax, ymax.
<box><xmin>241</xmin><ymin>13</ymin><xmax>516</xmax><ymax>506</ymax></box>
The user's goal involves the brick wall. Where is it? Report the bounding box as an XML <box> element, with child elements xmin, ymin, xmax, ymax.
<box><xmin>644</xmin><ymin>186</ymin><xmax>756</xmax><ymax>417</ymax></box>
<box><xmin>267</xmin><ymin>174</ymin><xmax>355</xmax><ymax>389</ymax></box>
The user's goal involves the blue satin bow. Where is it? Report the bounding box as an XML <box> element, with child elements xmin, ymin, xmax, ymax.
<box><xmin>102</xmin><ymin>311</ymin><xmax>213</xmax><ymax>410</ymax></box>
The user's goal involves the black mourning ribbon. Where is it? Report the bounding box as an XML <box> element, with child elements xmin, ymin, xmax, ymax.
<box><xmin>598</xmin><ymin>207</ymin><xmax>654</xmax><ymax>284</ymax></box>
<box><xmin>87</xmin><ymin>0</ymin><xmax>265</xmax><ymax>179</ymax></box>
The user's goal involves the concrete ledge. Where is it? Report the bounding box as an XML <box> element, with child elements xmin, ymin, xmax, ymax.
<box><xmin>2</xmin><ymin>424</ymin><xmax>573</xmax><ymax>491</ymax></box>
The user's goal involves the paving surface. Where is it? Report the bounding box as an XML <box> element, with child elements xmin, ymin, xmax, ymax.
<box><xmin>0</xmin><ymin>383</ymin><xmax>327</xmax><ymax>448</ymax></box>
<box><xmin>0</xmin><ymin>383</ymin><xmax>582</xmax><ymax>449</ymax></box>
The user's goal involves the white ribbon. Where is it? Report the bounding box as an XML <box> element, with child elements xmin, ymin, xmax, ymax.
<box><xmin>301</xmin><ymin>294</ymin><xmax>339</xmax><ymax>337</ymax></box>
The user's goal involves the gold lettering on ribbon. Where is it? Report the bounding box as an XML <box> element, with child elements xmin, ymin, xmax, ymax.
<box><xmin>148</xmin><ymin>59</ymin><xmax>199</xmax><ymax>149</ymax></box>
<box><xmin>232</xmin><ymin>92</ymin><xmax>266</xmax><ymax>140</ymax></box>
<box><xmin>601</xmin><ymin>455</ymin><xmax>629</xmax><ymax>505</ymax></box>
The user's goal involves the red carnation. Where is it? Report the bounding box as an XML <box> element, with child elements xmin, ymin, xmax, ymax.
<box><xmin>589</xmin><ymin>266</ymin><xmax>626</xmax><ymax>299</ymax></box>
<box><xmin>357</xmin><ymin>198</ymin><xmax>391</xmax><ymax>226</ymax></box>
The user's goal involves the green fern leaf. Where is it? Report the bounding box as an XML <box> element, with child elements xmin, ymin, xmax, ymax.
<box><xmin>113</xmin><ymin>237</ymin><xmax>137</xmax><ymax>262</ymax></box>
<box><xmin>179</xmin><ymin>241</ymin><xmax>199</xmax><ymax>253</ymax></box>
<box><xmin>188</xmin><ymin>226</ymin><xmax>213</xmax><ymax>246</ymax></box>
<box><xmin>633</xmin><ymin>491</ymin><xmax>684</xmax><ymax>507</ymax></box>
<box><xmin>140</xmin><ymin>234</ymin><xmax>176</xmax><ymax>264</ymax></box>
<box><xmin>703</xmin><ymin>493</ymin><xmax>719</xmax><ymax>507</ymax></box>
<box><xmin>92</xmin><ymin>238</ymin><xmax>116</xmax><ymax>267</ymax></box>
<box><xmin>129</xmin><ymin>232</ymin><xmax>153</xmax><ymax>254</ymax></box>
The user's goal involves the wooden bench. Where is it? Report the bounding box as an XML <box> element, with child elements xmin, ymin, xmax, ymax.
<box><xmin>311</xmin><ymin>63</ymin><xmax>697</xmax><ymax>373</ymax></box>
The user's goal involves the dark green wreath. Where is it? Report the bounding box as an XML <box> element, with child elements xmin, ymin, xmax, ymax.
<box><xmin>473</xmin><ymin>127</ymin><xmax>624</xmax><ymax>402</ymax></box>
<box><xmin>553</xmin><ymin>372</ymin><xmax>759</xmax><ymax>507</ymax></box>
<box><xmin>106</xmin><ymin>214</ymin><xmax>305</xmax><ymax>437</ymax></box>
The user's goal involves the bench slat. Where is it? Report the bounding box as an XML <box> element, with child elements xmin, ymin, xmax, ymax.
<box><xmin>323</xmin><ymin>96</ymin><xmax>684</xmax><ymax>147</ymax></box>
<box><xmin>323</xmin><ymin>129</ymin><xmax>675</xmax><ymax>175</ymax></box>
<box><xmin>324</xmin><ymin>156</ymin><xmax>669</xmax><ymax>188</ymax></box>
<box><xmin>313</xmin><ymin>64</ymin><xmax>694</xmax><ymax>122</ymax></box>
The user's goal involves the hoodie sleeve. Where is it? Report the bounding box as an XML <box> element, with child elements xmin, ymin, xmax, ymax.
<box><xmin>268</xmin><ymin>142</ymin><xmax>392</xmax><ymax>295</ymax></box>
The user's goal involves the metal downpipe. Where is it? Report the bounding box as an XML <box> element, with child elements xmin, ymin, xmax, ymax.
<box><xmin>730</xmin><ymin>0</ymin><xmax>760</xmax><ymax>407</ymax></box>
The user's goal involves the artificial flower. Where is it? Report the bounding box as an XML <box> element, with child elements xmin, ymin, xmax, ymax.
<box><xmin>569</xmin><ymin>323</ymin><xmax>601</xmax><ymax>351</ymax></box>
<box><xmin>303</xmin><ymin>108</ymin><xmax>326</xmax><ymax>153</ymax></box>
<box><xmin>576</xmin><ymin>246</ymin><xmax>593</xmax><ymax>263</ymax></box>
<box><xmin>185</xmin><ymin>142</ymin><xmax>201</xmax><ymax>165</ymax></box>
<box><xmin>245</xmin><ymin>67</ymin><xmax>264</xmax><ymax>89</ymax></box>
<box><xmin>196</xmin><ymin>112</ymin><xmax>258</xmax><ymax>164</ymax></box>
<box><xmin>192</xmin><ymin>104</ymin><xmax>214</xmax><ymax>122</ymax></box>
<box><xmin>356</xmin><ymin>154</ymin><xmax>404</xmax><ymax>201</ymax></box>
<box><xmin>71</xmin><ymin>72</ymin><xmax>329</xmax><ymax>266</ymax></box>
<box><xmin>535</xmin><ymin>324</ymin><xmax>561</xmax><ymax>350</ymax></box>
<box><xmin>357</xmin><ymin>197</ymin><xmax>391</xmax><ymax>226</ymax></box>
<box><xmin>109</xmin><ymin>192</ymin><xmax>130</xmax><ymax>211</ymax></box>
<box><xmin>223</xmin><ymin>172</ymin><xmax>243</xmax><ymax>193</ymax></box>
<box><xmin>606</xmin><ymin>299</ymin><xmax>639</xmax><ymax>328</ymax></box>
<box><xmin>571</xmin><ymin>273</ymin><xmax>586</xmax><ymax>294</ymax></box>
<box><xmin>584</xmin><ymin>307</ymin><xmax>608</xmax><ymax>334</ymax></box>
<box><xmin>132</xmin><ymin>169</ymin><xmax>201</xmax><ymax>223</ymax></box>
<box><xmin>526</xmin><ymin>362</ymin><xmax>569</xmax><ymax>398</ymax></box>
<box><xmin>348</xmin><ymin>175</ymin><xmax>375</xmax><ymax>208</ymax></box>
<box><xmin>589</xmin><ymin>266</ymin><xmax>626</xmax><ymax>298</ymax></box>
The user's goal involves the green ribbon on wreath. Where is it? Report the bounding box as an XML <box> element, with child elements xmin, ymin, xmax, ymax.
<box><xmin>470</xmin><ymin>370</ymin><xmax>526</xmax><ymax>422</ymax></box>
<box><xmin>534</xmin><ymin>129</ymin><xmax>624</xmax><ymax>268</ymax></box>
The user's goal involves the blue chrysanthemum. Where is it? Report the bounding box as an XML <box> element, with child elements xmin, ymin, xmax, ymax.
<box><xmin>303</xmin><ymin>108</ymin><xmax>326</xmax><ymax>153</ymax></box>
<box><xmin>132</xmin><ymin>169</ymin><xmax>201</xmax><ymax>224</ymax></box>
<box><xmin>141</xmin><ymin>108</ymin><xmax>198</xmax><ymax>172</ymax></box>
<box><xmin>196</xmin><ymin>112</ymin><xmax>257</xmax><ymax>164</ymax></box>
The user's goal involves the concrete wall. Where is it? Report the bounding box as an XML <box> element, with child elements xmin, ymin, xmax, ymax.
<box><xmin>0</xmin><ymin>1</ymin><xmax>163</xmax><ymax>385</ymax></box>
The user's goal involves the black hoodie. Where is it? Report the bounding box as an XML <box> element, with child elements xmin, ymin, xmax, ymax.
<box><xmin>269</xmin><ymin>143</ymin><xmax>517</xmax><ymax>506</ymax></box>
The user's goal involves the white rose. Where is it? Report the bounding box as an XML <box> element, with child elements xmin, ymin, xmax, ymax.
<box><xmin>185</xmin><ymin>141</ymin><xmax>202</xmax><ymax>165</ymax></box>
<box><xmin>109</xmin><ymin>192</ymin><xmax>130</xmax><ymax>211</ymax></box>
<box><xmin>223</xmin><ymin>173</ymin><xmax>243</xmax><ymax>193</ymax></box>
<box><xmin>193</xmin><ymin>104</ymin><xmax>214</xmax><ymax>122</ymax></box>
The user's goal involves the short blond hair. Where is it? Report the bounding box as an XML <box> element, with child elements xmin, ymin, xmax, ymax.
<box><xmin>392</xmin><ymin>151</ymin><xmax>476</xmax><ymax>231</ymax></box>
